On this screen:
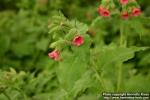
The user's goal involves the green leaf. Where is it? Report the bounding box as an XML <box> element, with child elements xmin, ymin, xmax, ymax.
<box><xmin>65</xmin><ymin>28</ymin><xmax>77</xmax><ymax>41</ymax></box>
<box><xmin>93</xmin><ymin>46</ymin><xmax>148</xmax><ymax>91</ymax></box>
<box><xmin>12</xmin><ymin>42</ymin><xmax>34</xmax><ymax>57</ymax></box>
<box><xmin>96</xmin><ymin>46</ymin><xmax>148</xmax><ymax>69</ymax></box>
<box><xmin>0</xmin><ymin>35</ymin><xmax>10</xmax><ymax>56</ymax></box>
<box><xmin>70</xmin><ymin>70</ymin><xmax>93</xmax><ymax>98</ymax></box>
<box><xmin>125</xmin><ymin>74</ymin><xmax>150</xmax><ymax>92</ymax></box>
<box><xmin>78</xmin><ymin>95</ymin><xmax>98</xmax><ymax>100</ymax></box>
<box><xmin>74</xmin><ymin>21</ymin><xmax>88</xmax><ymax>35</ymax></box>
<box><xmin>57</xmin><ymin>52</ymin><xmax>88</xmax><ymax>91</ymax></box>
<box><xmin>36</xmin><ymin>38</ymin><xmax>49</xmax><ymax>51</ymax></box>
<box><xmin>139</xmin><ymin>52</ymin><xmax>150</xmax><ymax>66</ymax></box>
<box><xmin>57</xmin><ymin>32</ymin><xmax>90</xmax><ymax>89</ymax></box>
<box><xmin>50</xmin><ymin>39</ymin><xmax>67</xmax><ymax>49</ymax></box>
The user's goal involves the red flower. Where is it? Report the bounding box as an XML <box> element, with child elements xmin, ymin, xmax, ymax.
<box><xmin>120</xmin><ymin>0</ymin><xmax>128</xmax><ymax>5</ymax></box>
<box><xmin>72</xmin><ymin>35</ymin><xmax>84</xmax><ymax>46</ymax></box>
<box><xmin>48</xmin><ymin>50</ymin><xmax>60</xmax><ymax>61</ymax></box>
<box><xmin>97</xmin><ymin>6</ymin><xmax>110</xmax><ymax>17</ymax></box>
<box><xmin>131</xmin><ymin>8</ymin><xmax>141</xmax><ymax>17</ymax></box>
<box><xmin>121</xmin><ymin>11</ymin><xmax>129</xmax><ymax>20</ymax></box>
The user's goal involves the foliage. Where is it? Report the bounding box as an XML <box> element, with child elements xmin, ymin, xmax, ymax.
<box><xmin>0</xmin><ymin>0</ymin><xmax>150</xmax><ymax>100</ymax></box>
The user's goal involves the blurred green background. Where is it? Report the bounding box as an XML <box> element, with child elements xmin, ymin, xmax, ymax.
<box><xmin>0</xmin><ymin>0</ymin><xmax>150</xmax><ymax>99</ymax></box>
<box><xmin>0</xmin><ymin>0</ymin><xmax>150</xmax><ymax>71</ymax></box>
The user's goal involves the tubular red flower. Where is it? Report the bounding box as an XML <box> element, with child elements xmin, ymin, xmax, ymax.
<box><xmin>72</xmin><ymin>35</ymin><xmax>84</xmax><ymax>46</ymax></box>
<box><xmin>121</xmin><ymin>11</ymin><xmax>129</xmax><ymax>20</ymax></box>
<box><xmin>120</xmin><ymin>0</ymin><xmax>128</xmax><ymax>5</ymax></box>
<box><xmin>48</xmin><ymin>50</ymin><xmax>60</xmax><ymax>61</ymax></box>
<box><xmin>97</xmin><ymin>6</ymin><xmax>110</xmax><ymax>17</ymax></box>
<box><xmin>131</xmin><ymin>8</ymin><xmax>141</xmax><ymax>17</ymax></box>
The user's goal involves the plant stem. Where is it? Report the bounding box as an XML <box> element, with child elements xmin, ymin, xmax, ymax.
<box><xmin>117</xmin><ymin>21</ymin><xmax>126</xmax><ymax>92</ymax></box>
<box><xmin>120</xmin><ymin>21</ymin><xmax>126</xmax><ymax>47</ymax></box>
<box><xmin>117</xmin><ymin>62</ymin><xmax>122</xmax><ymax>92</ymax></box>
<box><xmin>91</xmin><ymin>61</ymin><xmax>106</xmax><ymax>91</ymax></box>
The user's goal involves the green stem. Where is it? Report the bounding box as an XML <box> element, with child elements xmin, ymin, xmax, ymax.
<box><xmin>91</xmin><ymin>61</ymin><xmax>106</xmax><ymax>91</ymax></box>
<box><xmin>117</xmin><ymin>62</ymin><xmax>122</xmax><ymax>92</ymax></box>
<box><xmin>120</xmin><ymin>21</ymin><xmax>126</xmax><ymax>47</ymax></box>
<box><xmin>117</xmin><ymin>21</ymin><xmax>126</xmax><ymax>92</ymax></box>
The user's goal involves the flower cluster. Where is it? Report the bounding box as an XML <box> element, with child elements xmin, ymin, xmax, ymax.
<box><xmin>72</xmin><ymin>35</ymin><xmax>84</xmax><ymax>46</ymax></box>
<box><xmin>97</xmin><ymin>6</ymin><xmax>110</xmax><ymax>17</ymax></box>
<box><xmin>120</xmin><ymin>0</ymin><xmax>128</xmax><ymax>5</ymax></box>
<box><xmin>97</xmin><ymin>0</ymin><xmax>141</xmax><ymax>20</ymax></box>
<box><xmin>48</xmin><ymin>35</ymin><xmax>84</xmax><ymax>61</ymax></box>
<box><xmin>48</xmin><ymin>50</ymin><xmax>60</xmax><ymax>61</ymax></box>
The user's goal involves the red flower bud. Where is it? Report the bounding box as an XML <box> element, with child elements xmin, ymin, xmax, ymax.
<box><xmin>72</xmin><ymin>35</ymin><xmax>84</xmax><ymax>46</ymax></box>
<box><xmin>131</xmin><ymin>8</ymin><xmax>141</xmax><ymax>17</ymax></box>
<box><xmin>121</xmin><ymin>11</ymin><xmax>129</xmax><ymax>20</ymax></box>
<box><xmin>48</xmin><ymin>50</ymin><xmax>60</xmax><ymax>61</ymax></box>
<box><xmin>120</xmin><ymin>0</ymin><xmax>128</xmax><ymax>5</ymax></box>
<box><xmin>97</xmin><ymin>6</ymin><xmax>110</xmax><ymax>17</ymax></box>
